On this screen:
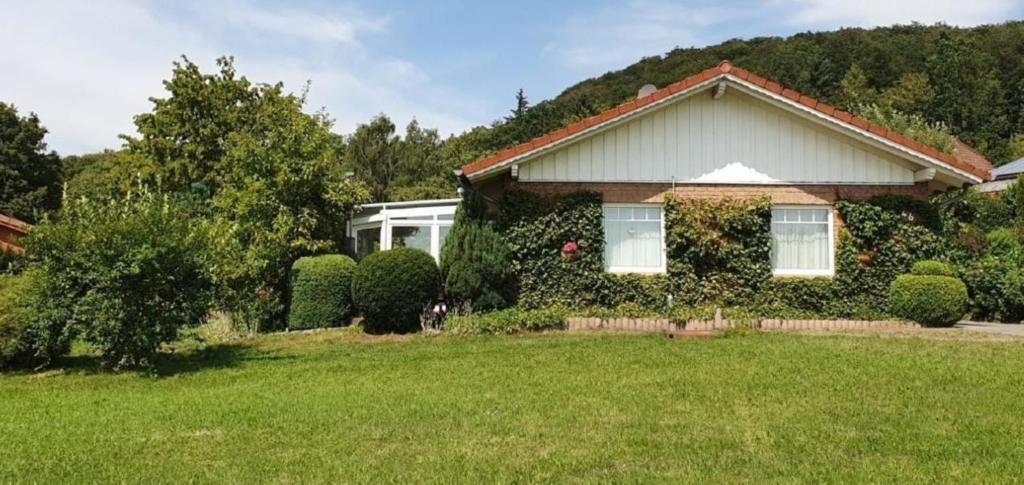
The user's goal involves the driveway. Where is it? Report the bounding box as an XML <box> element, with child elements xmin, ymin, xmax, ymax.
<box><xmin>956</xmin><ymin>321</ymin><xmax>1024</xmax><ymax>337</ymax></box>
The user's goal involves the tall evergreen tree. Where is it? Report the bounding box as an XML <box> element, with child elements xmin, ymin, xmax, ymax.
<box><xmin>0</xmin><ymin>102</ymin><xmax>62</xmax><ymax>223</ymax></box>
<box><xmin>439</xmin><ymin>189</ymin><xmax>515</xmax><ymax>312</ymax></box>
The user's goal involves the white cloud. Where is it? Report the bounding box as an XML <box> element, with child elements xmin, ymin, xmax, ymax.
<box><xmin>207</xmin><ymin>0</ymin><xmax>389</xmax><ymax>47</ymax></box>
<box><xmin>0</xmin><ymin>0</ymin><xmax>479</xmax><ymax>155</ymax></box>
<box><xmin>779</xmin><ymin>0</ymin><xmax>1017</xmax><ymax>27</ymax></box>
<box><xmin>547</xmin><ymin>1</ymin><xmax>734</xmax><ymax>72</ymax></box>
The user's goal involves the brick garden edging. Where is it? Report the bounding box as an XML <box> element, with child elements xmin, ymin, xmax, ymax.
<box><xmin>565</xmin><ymin>317</ymin><xmax>919</xmax><ymax>333</ymax></box>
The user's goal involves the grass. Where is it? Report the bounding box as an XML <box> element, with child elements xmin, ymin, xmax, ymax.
<box><xmin>2</xmin><ymin>330</ymin><xmax>1024</xmax><ymax>483</ymax></box>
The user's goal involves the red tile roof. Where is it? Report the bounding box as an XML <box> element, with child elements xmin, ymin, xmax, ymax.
<box><xmin>463</xmin><ymin>60</ymin><xmax>991</xmax><ymax>181</ymax></box>
<box><xmin>0</xmin><ymin>213</ymin><xmax>30</xmax><ymax>254</ymax></box>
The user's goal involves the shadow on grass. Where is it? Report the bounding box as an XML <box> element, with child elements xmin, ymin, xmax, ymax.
<box><xmin>47</xmin><ymin>341</ymin><xmax>296</xmax><ymax>377</ymax></box>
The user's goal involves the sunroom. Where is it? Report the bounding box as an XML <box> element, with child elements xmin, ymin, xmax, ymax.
<box><xmin>347</xmin><ymin>198</ymin><xmax>459</xmax><ymax>262</ymax></box>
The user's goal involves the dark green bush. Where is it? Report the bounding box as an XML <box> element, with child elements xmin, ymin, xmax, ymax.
<box><xmin>600</xmin><ymin>273</ymin><xmax>670</xmax><ymax>310</ymax></box>
<box><xmin>0</xmin><ymin>249</ymin><xmax>23</xmax><ymax>275</ymax></box>
<box><xmin>444</xmin><ymin>306</ymin><xmax>568</xmax><ymax>335</ymax></box>
<box><xmin>288</xmin><ymin>255</ymin><xmax>356</xmax><ymax>330</ymax></box>
<box><xmin>910</xmin><ymin>260</ymin><xmax>955</xmax><ymax>277</ymax></box>
<box><xmin>440</xmin><ymin>190</ymin><xmax>516</xmax><ymax>312</ymax></box>
<box><xmin>888</xmin><ymin>274</ymin><xmax>967</xmax><ymax>327</ymax></box>
<box><xmin>23</xmin><ymin>192</ymin><xmax>214</xmax><ymax>369</ymax></box>
<box><xmin>351</xmin><ymin>248</ymin><xmax>439</xmax><ymax>333</ymax></box>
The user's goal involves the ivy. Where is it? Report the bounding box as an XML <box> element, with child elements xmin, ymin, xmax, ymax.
<box><xmin>497</xmin><ymin>190</ymin><xmax>607</xmax><ymax>308</ymax></box>
<box><xmin>664</xmin><ymin>196</ymin><xmax>772</xmax><ymax>304</ymax></box>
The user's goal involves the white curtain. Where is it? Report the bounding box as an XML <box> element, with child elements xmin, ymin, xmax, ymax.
<box><xmin>604</xmin><ymin>206</ymin><xmax>662</xmax><ymax>270</ymax></box>
<box><xmin>771</xmin><ymin>208</ymin><xmax>829</xmax><ymax>272</ymax></box>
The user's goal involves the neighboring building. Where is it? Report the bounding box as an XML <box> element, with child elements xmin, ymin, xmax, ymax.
<box><xmin>977</xmin><ymin>156</ymin><xmax>1024</xmax><ymax>193</ymax></box>
<box><xmin>458</xmin><ymin>60</ymin><xmax>991</xmax><ymax>277</ymax></box>
<box><xmin>348</xmin><ymin>198</ymin><xmax>459</xmax><ymax>263</ymax></box>
<box><xmin>0</xmin><ymin>213</ymin><xmax>30</xmax><ymax>254</ymax></box>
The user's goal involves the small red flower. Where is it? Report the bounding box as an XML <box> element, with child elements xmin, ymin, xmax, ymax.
<box><xmin>561</xmin><ymin>241</ymin><xmax>579</xmax><ymax>254</ymax></box>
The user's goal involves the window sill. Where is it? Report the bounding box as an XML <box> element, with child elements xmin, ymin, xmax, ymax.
<box><xmin>606</xmin><ymin>267</ymin><xmax>667</xmax><ymax>275</ymax></box>
<box><xmin>772</xmin><ymin>270</ymin><xmax>834</xmax><ymax>278</ymax></box>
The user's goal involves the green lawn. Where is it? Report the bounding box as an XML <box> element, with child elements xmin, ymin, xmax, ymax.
<box><xmin>2</xmin><ymin>331</ymin><xmax>1024</xmax><ymax>483</ymax></box>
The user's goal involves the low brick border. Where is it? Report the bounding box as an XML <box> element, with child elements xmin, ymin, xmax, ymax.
<box><xmin>565</xmin><ymin>317</ymin><xmax>919</xmax><ymax>333</ymax></box>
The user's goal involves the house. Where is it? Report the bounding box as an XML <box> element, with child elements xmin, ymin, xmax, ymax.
<box><xmin>456</xmin><ymin>60</ymin><xmax>991</xmax><ymax>277</ymax></box>
<box><xmin>348</xmin><ymin>198</ymin><xmax>459</xmax><ymax>263</ymax></box>
<box><xmin>977</xmin><ymin>155</ymin><xmax>1024</xmax><ymax>193</ymax></box>
<box><xmin>0</xmin><ymin>213</ymin><xmax>30</xmax><ymax>254</ymax></box>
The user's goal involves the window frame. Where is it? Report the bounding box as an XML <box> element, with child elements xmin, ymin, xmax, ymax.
<box><xmin>602</xmin><ymin>202</ymin><xmax>667</xmax><ymax>275</ymax></box>
<box><xmin>770</xmin><ymin>204</ymin><xmax>835</xmax><ymax>277</ymax></box>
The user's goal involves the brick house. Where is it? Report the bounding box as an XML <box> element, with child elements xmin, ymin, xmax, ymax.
<box><xmin>0</xmin><ymin>213</ymin><xmax>30</xmax><ymax>254</ymax></box>
<box><xmin>457</xmin><ymin>61</ymin><xmax>991</xmax><ymax>277</ymax></box>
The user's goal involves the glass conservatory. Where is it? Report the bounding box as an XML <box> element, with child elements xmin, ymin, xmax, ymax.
<box><xmin>348</xmin><ymin>198</ymin><xmax>460</xmax><ymax>262</ymax></box>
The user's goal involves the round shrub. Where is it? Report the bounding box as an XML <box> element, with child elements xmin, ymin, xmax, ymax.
<box><xmin>888</xmin><ymin>274</ymin><xmax>967</xmax><ymax>327</ymax></box>
<box><xmin>288</xmin><ymin>255</ymin><xmax>357</xmax><ymax>330</ymax></box>
<box><xmin>910</xmin><ymin>260</ymin><xmax>955</xmax><ymax>277</ymax></box>
<box><xmin>351</xmin><ymin>248</ymin><xmax>439</xmax><ymax>334</ymax></box>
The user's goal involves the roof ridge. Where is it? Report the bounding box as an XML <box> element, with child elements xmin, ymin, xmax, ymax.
<box><xmin>463</xmin><ymin>60</ymin><xmax>991</xmax><ymax>181</ymax></box>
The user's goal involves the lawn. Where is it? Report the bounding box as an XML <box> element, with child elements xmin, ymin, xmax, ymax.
<box><xmin>2</xmin><ymin>330</ymin><xmax>1024</xmax><ymax>483</ymax></box>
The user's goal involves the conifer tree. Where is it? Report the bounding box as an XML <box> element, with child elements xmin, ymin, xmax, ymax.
<box><xmin>439</xmin><ymin>189</ymin><xmax>515</xmax><ymax>312</ymax></box>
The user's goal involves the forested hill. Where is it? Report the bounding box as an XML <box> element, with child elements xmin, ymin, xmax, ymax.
<box><xmin>483</xmin><ymin>22</ymin><xmax>1024</xmax><ymax>165</ymax></box>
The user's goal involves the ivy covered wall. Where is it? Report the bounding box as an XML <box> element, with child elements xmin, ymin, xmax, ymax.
<box><xmin>496</xmin><ymin>188</ymin><xmax>948</xmax><ymax>318</ymax></box>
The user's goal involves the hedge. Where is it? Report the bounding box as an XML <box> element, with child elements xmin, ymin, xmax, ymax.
<box><xmin>288</xmin><ymin>255</ymin><xmax>357</xmax><ymax>330</ymax></box>
<box><xmin>888</xmin><ymin>274</ymin><xmax>967</xmax><ymax>327</ymax></box>
<box><xmin>351</xmin><ymin>248</ymin><xmax>439</xmax><ymax>334</ymax></box>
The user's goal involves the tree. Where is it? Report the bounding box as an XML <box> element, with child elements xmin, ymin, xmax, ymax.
<box><xmin>62</xmin><ymin>150</ymin><xmax>150</xmax><ymax>201</ymax></box>
<box><xmin>124</xmin><ymin>56</ymin><xmax>369</xmax><ymax>331</ymax></box>
<box><xmin>345</xmin><ymin>115</ymin><xmax>400</xmax><ymax>202</ymax></box>
<box><xmin>0</xmin><ymin>102</ymin><xmax>62</xmax><ymax>223</ymax></box>
<box><xmin>439</xmin><ymin>189</ymin><xmax>516</xmax><ymax>312</ymax></box>
<box><xmin>927</xmin><ymin>33</ymin><xmax>1010</xmax><ymax>159</ymax></box>
<box><xmin>879</xmin><ymin>72</ymin><xmax>935</xmax><ymax>115</ymax></box>
<box><xmin>836</xmin><ymin>64</ymin><xmax>878</xmax><ymax>111</ymax></box>
<box><xmin>508</xmin><ymin>88</ymin><xmax>529</xmax><ymax>121</ymax></box>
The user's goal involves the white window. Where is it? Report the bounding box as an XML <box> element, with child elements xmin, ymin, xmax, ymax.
<box><xmin>603</xmin><ymin>204</ymin><xmax>665</xmax><ymax>273</ymax></box>
<box><xmin>771</xmin><ymin>206</ymin><xmax>834</xmax><ymax>276</ymax></box>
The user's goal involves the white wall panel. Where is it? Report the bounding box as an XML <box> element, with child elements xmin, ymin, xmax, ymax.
<box><xmin>518</xmin><ymin>89</ymin><xmax>916</xmax><ymax>184</ymax></box>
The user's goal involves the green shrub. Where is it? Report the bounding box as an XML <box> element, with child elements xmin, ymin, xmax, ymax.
<box><xmin>600</xmin><ymin>274</ymin><xmax>670</xmax><ymax>309</ymax></box>
<box><xmin>440</xmin><ymin>191</ymin><xmax>516</xmax><ymax>312</ymax></box>
<box><xmin>961</xmin><ymin>256</ymin><xmax>1024</xmax><ymax>322</ymax></box>
<box><xmin>351</xmin><ymin>248</ymin><xmax>439</xmax><ymax>333</ymax></box>
<box><xmin>444</xmin><ymin>306</ymin><xmax>568</xmax><ymax>335</ymax></box>
<box><xmin>758</xmin><ymin>278</ymin><xmax>834</xmax><ymax>314</ymax></box>
<box><xmin>984</xmin><ymin>228</ymin><xmax>1019</xmax><ymax>256</ymax></box>
<box><xmin>910</xmin><ymin>260</ymin><xmax>955</xmax><ymax>277</ymax></box>
<box><xmin>288</xmin><ymin>255</ymin><xmax>356</xmax><ymax>330</ymax></box>
<box><xmin>0</xmin><ymin>249</ymin><xmax>23</xmax><ymax>275</ymax></box>
<box><xmin>23</xmin><ymin>192</ymin><xmax>214</xmax><ymax>369</ymax></box>
<box><xmin>888</xmin><ymin>274</ymin><xmax>967</xmax><ymax>327</ymax></box>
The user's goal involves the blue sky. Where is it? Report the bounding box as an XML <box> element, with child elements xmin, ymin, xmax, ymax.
<box><xmin>2</xmin><ymin>0</ymin><xmax>1022</xmax><ymax>155</ymax></box>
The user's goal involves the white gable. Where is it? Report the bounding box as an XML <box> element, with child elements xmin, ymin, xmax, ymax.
<box><xmin>517</xmin><ymin>88</ymin><xmax>917</xmax><ymax>185</ymax></box>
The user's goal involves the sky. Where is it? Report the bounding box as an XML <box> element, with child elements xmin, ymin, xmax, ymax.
<box><xmin>1</xmin><ymin>0</ymin><xmax>1022</xmax><ymax>155</ymax></box>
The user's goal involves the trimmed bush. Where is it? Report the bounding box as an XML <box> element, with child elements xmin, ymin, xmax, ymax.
<box><xmin>288</xmin><ymin>255</ymin><xmax>357</xmax><ymax>330</ymax></box>
<box><xmin>351</xmin><ymin>248</ymin><xmax>439</xmax><ymax>333</ymax></box>
<box><xmin>888</xmin><ymin>274</ymin><xmax>967</xmax><ymax>327</ymax></box>
<box><xmin>910</xmin><ymin>260</ymin><xmax>955</xmax><ymax>277</ymax></box>
<box><xmin>444</xmin><ymin>306</ymin><xmax>568</xmax><ymax>335</ymax></box>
